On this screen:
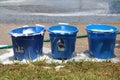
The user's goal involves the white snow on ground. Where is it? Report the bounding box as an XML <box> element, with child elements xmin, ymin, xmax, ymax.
<box><xmin>0</xmin><ymin>49</ymin><xmax>14</xmax><ymax>64</ymax></box>
<box><xmin>0</xmin><ymin>46</ymin><xmax>120</xmax><ymax>64</ymax></box>
<box><xmin>55</xmin><ymin>66</ymin><xmax>64</xmax><ymax>71</ymax></box>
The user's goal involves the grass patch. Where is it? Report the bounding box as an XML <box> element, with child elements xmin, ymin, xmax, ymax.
<box><xmin>0</xmin><ymin>61</ymin><xmax>120</xmax><ymax>80</ymax></box>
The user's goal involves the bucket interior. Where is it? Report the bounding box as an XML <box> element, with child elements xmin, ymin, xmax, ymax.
<box><xmin>86</xmin><ymin>24</ymin><xmax>119</xmax><ymax>33</ymax></box>
<box><xmin>9</xmin><ymin>26</ymin><xmax>45</xmax><ymax>37</ymax></box>
<box><xmin>48</xmin><ymin>25</ymin><xmax>78</xmax><ymax>34</ymax></box>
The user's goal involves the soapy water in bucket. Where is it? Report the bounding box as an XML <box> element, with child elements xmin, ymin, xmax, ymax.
<box><xmin>52</xmin><ymin>30</ymin><xmax>71</xmax><ymax>34</ymax></box>
<box><xmin>23</xmin><ymin>28</ymin><xmax>35</xmax><ymax>36</ymax></box>
<box><xmin>11</xmin><ymin>28</ymin><xmax>35</xmax><ymax>37</ymax></box>
<box><xmin>91</xmin><ymin>29</ymin><xmax>114</xmax><ymax>32</ymax></box>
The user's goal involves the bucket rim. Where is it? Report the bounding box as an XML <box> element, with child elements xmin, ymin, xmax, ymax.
<box><xmin>8</xmin><ymin>26</ymin><xmax>46</xmax><ymax>37</ymax></box>
<box><xmin>85</xmin><ymin>24</ymin><xmax>119</xmax><ymax>33</ymax></box>
<box><xmin>47</xmin><ymin>24</ymin><xmax>79</xmax><ymax>35</ymax></box>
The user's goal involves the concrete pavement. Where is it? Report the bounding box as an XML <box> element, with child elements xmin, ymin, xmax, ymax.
<box><xmin>0</xmin><ymin>0</ymin><xmax>120</xmax><ymax>23</ymax></box>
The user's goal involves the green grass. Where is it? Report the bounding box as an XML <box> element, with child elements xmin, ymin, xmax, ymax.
<box><xmin>0</xmin><ymin>61</ymin><xmax>120</xmax><ymax>80</ymax></box>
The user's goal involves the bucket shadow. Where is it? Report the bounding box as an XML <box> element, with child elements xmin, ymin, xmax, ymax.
<box><xmin>46</xmin><ymin>52</ymin><xmax>76</xmax><ymax>60</ymax></box>
<box><xmin>83</xmin><ymin>50</ymin><xmax>93</xmax><ymax>58</ymax></box>
<box><xmin>9</xmin><ymin>56</ymin><xmax>14</xmax><ymax>61</ymax></box>
<box><xmin>115</xmin><ymin>40</ymin><xmax>120</xmax><ymax>48</ymax></box>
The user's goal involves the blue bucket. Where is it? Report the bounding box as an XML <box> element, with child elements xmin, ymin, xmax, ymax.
<box><xmin>9</xmin><ymin>26</ymin><xmax>46</xmax><ymax>60</ymax></box>
<box><xmin>48</xmin><ymin>24</ymin><xmax>79</xmax><ymax>59</ymax></box>
<box><xmin>86</xmin><ymin>24</ymin><xmax>119</xmax><ymax>59</ymax></box>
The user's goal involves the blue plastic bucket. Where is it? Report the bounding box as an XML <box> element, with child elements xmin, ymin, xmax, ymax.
<box><xmin>9</xmin><ymin>26</ymin><xmax>46</xmax><ymax>60</ymax></box>
<box><xmin>86</xmin><ymin>24</ymin><xmax>119</xmax><ymax>59</ymax></box>
<box><xmin>48</xmin><ymin>24</ymin><xmax>79</xmax><ymax>59</ymax></box>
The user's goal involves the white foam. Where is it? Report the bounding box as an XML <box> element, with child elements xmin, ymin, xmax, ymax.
<box><xmin>33</xmin><ymin>31</ymin><xmax>44</xmax><ymax>36</ymax></box>
<box><xmin>23</xmin><ymin>28</ymin><xmax>35</xmax><ymax>36</ymax></box>
<box><xmin>91</xmin><ymin>29</ymin><xmax>114</xmax><ymax>32</ymax></box>
<box><xmin>11</xmin><ymin>33</ymin><xmax>23</xmax><ymax>37</ymax></box>
<box><xmin>52</xmin><ymin>30</ymin><xmax>70</xmax><ymax>34</ymax></box>
<box><xmin>10</xmin><ymin>28</ymin><xmax>35</xmax><ymax>37</ymax></box>
<box><xmin>11</xmin><ymin>27</ymin><xmax>45</xmax><ymax>37</ymax></box>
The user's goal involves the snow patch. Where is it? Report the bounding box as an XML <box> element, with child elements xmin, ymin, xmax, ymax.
<box><xmin>55</xmin><ymin>66</ymin><xmax>64</xmax><ymax>71</ymax></box>
<box><xmin>0</xmin><ymin>47</ymin><xmax>120</xmax><ymax>64</ymax></box>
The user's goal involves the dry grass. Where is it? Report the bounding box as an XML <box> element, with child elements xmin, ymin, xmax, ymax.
<box><xmin>0</xmin><ymin>61</ymin><xmax>120</xmax><ymax>80</ymax></box>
